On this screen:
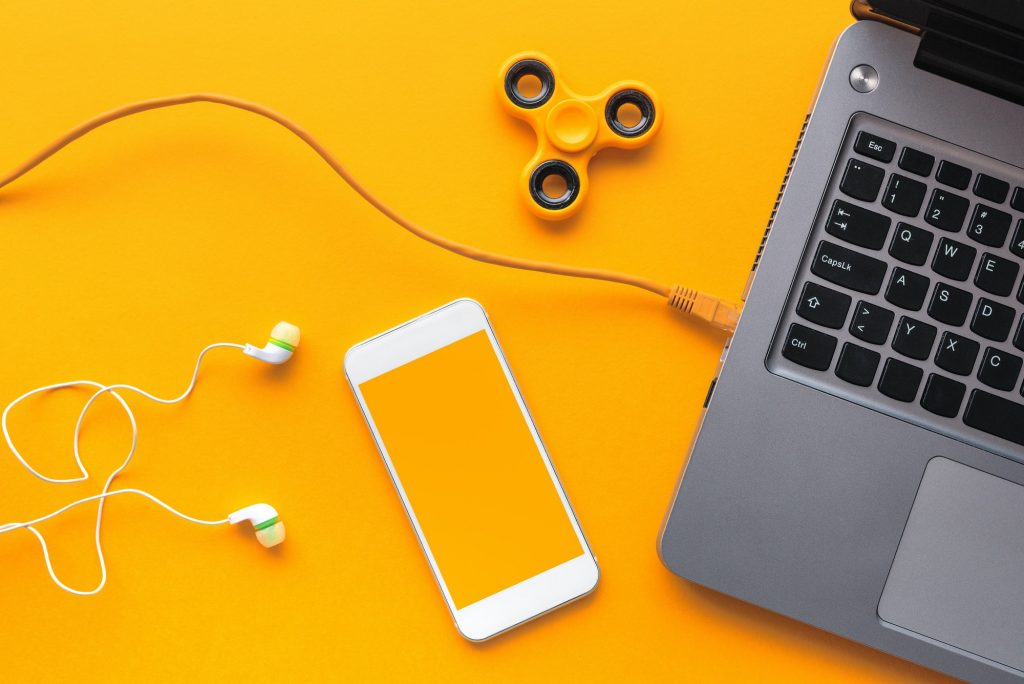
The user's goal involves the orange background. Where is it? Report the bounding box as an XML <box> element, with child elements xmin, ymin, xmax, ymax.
<box><xmin>0</xmin><ymin>1</ymin><xmax>949</xmax><ymax>682</ymax></box>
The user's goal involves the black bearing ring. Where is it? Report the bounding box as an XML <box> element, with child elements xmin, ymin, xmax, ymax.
<box><xmin>529</xmin><ymin>160</ymin><xmax>580</xmax><ymax>210</ymax></box>
<box><xmin>605</xmin><ymin>89</ymin><xmax>655</xmax><ymax>138</ymax></box>
<box><xmin>504</xmin><ymin>59</ymin><xmax>555</xmax><ymax>109</ymax></box>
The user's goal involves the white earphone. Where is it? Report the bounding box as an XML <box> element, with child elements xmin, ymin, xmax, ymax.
<box><xmin>0</xmin><ymin>321</ymin><xmax>299</xmax><ymax>595</ymax></box>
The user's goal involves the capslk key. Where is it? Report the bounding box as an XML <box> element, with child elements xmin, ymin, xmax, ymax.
<box><xmin>811</xmin><ymin>241</ymin><xmax>887</xmax><ymax>294</ymax></box>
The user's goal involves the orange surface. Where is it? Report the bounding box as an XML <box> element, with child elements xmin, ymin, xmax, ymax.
<box><xmin>0</xmin><ymin>1</ymin><xmax>949</xmax><ymax>682</ymax></box>
<box><xmin>357</xmin><ymin>329</ymin><xmax>583</xmax><ymax>609</ymax></box>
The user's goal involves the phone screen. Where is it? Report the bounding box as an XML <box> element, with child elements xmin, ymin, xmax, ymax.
<box><xmin>357</xmin><ymin>329</ymin><xmax>584</xmax><ymax>609</ymax></box>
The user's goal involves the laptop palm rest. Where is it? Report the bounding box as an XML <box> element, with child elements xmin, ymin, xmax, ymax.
<box><xmin>878</xmin><ymin>457</ymin><xmax>1024</xmax><ymax>671</ymax></box>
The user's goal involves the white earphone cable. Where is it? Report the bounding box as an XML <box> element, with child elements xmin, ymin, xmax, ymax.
<box><xmin>1</xmin><ymin>342</ymin><xmax>244</xmax><ymax>595</ymax></box>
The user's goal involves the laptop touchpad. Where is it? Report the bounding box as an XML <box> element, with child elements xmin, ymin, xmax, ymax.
<box><xmin>879</xmin><ymin>457</ymin><xmax>1024</xmax><ymax>671</ymax></box>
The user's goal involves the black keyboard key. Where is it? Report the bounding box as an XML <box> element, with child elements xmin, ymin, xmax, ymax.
<box><xmin>936</xmin><ymin>160</ymin><xmax>972</xmax><ymax>190</ymax></box>
<box><xmin>974</xmin><ymin>174</ymin><xmax>1009</xmax><ymax>204</ymax></box>
<box><xmin>966</xmin><ymin>204</ymin><xmax>1012</xmax><ymax>248</ymax></box>
<box><xmin>878</xmin><ymin>358</ymin><xmax>923</xmax><ymax>402</ymax></box>
<box><xmin>882</xmin><ymin>174</ymin><xmax>926</xmax><ymax>217</ymax></box>
<box><xmin>935</xmin><ymin>331</ymin><xmax>979</xmax><ymax>376</ymax></box>
<box><xmin>825</xmin><ymin>200</ymin><xmax>890</xmax><ymax>250</ymax></box>
<box><xmin>978</xmin><ymin>347</ymin><xmax>1023</xmax><ymax>391</ymax></box>
<box><xmin>898</xmin><ymin>147</ymin><xmax>934</xmax><ymax>177</ymax></box>
<box><xmin>1012</xmin><ymin>187</ymin><xmax>1024</xmax><ymax>212</ymax></box>
<box><xmin>1011</xmin><ymin>220</ymin><xmax>1024</xmax><ymax>259</ymax></box>
<box><xmin>811</xmin><ymin>241</ymin><xmax>887</xmax><ymax>294</ymax></box>
<box><xmin>889</xmin><ymin>222</ymin><xmax>933</xmax><ymax>266</ymax></box>
<box><xmin>892</xmin><ymin>316</ymin><xmax>937</xmax><ymax>360</ymax></box>
<box><xmin>781</xmin><ymin>323</ymin><xmax>837</xmax><ymax>371</ymax></box>
<box><xmin>921</xmin><ymin>373</ymin><xmax>966</xmax><ymax>418</ymax></box>
<box><xmin>796</xmin><ymin>281</ymin><xmax>851</xmax><ymax>329</ymax></box>
<box><xmin>964</xmin><ymin>390</ymin><xmax>1024</xmax><ymax>446</ymax></box>
<box><xmin>932</xmin><ymin>237</ymin><xmax>976</xmax><ymax>281</ymax></box>
<box><xmin>840</xmin><ymin>158</ymin><xmax>885</xmax><ymax>202</ymax></box>
<box><xmin>925</xmin><ymin>190</ymin><xmax>969</xmax><ymax>232</ymax></box>
<box><xmin>854</xmin><ymin>131</ymin><xmax>896</xmax><ymax>162</ymax></box>
<box><xmin>885</xmin><ymin>267</ymin><xmax>930</xmax><ymax>310</ymax></box>
<box><xmin>850</xmin><ymin>300</ymin><xmax>894</xmax><ymax>344</ymax></box>
<box><xmin>975</xmin><ymin>253</ymin><xmax>1019</xmax><ymax>297</ymax></box>
<box><xmin>835</xmin><ymin>342</ymin><xmax>880</xmax><ymax>387</ymax></box>
<box><xmin>928</xmin><ymin>282</ymin><xmax>973</xmax><ymax>326</ymax></box>
<box><xmin>1016</xmin><ymin>317</ymin><xmax>1024</xmax><ymax>353</ymax></box>
<box><xmin>971</xmin><ymin>297</ymin><xmax>1016</xmax><ymax>342</ymax></box>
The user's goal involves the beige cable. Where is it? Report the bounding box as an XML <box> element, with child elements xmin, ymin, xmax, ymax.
<box><xmin>0</xmin><ymin>93</ymin><xmax>740</xmax><ymax>332</ymax></box>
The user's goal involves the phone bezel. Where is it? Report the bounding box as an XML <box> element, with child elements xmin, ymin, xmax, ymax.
<box><xmin>344</xmin><ymin>298</ymin><xmax>599</xmax><ymax>641</ymax></box>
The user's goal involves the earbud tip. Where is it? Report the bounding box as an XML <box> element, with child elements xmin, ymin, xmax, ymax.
<box><xmin>271</xmin><ymin>322</ymin><xmax>300</xmax><ymax>348</ymax></box>
<box><xmin>254</xmin><ymin>521</ymin><xmax>286</xmax><ymax>548</ymax></box>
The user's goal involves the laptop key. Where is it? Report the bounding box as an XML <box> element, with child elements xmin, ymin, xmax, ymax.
<box><xmin>925</xmin><ymin>189</ymin><xmax>969</xmax><ymax>232</ymax></box>
<box><xmin>1012</xmin><ymin>187</ymin><xmax>1024</xmax><ymax>212</ymax></box>
<box><xmin>973</xmin><ymin>174</ymin><xmax>1009</xmax><ymax>204</ymax></box>
<box><xmin>936</xmin><ymin>160</ymin><xmax>972</xmax><ymax>190</ymax></box>
<box><xmin>811</xmin><ymin>241</ymin><xmax>887</xmax><ymax>294</ymax></box>
<box><xmin>840</xmin><ymin>158</ymin><xmax>885</xmax><ymax>202</ymax></box>
<box><xmin>854</xmin><ymin>131</ymin><xmax>895</xmax><ymax>162</ymax></box>
<box><xmin>932</xmin><ymin>237</ymin><xmax>976</xmax><ymax>281</ymax></box>
<box><xmin>898</xmin><ymin>147</ymin><xmax>934</xmax><ymax>177</ymax></box>
<box><xmin>882</xmin><ymin>174</ymin><xmax>926</xmax><ymax>217</ymax></box>
<box><xmin>971</xmin><ymin>298</ymin><xmax>1015</xmax><ymax>342</ymax></box>
<box><xmin>975</xmin><ymin>253</ymin><xmax>1019</xmax><ymax>297</ymax></box>
<box><xmin>889</xmin><ymin>222</ymin><xmax>933</xmax><ymax>266</ymax></box>
<box><xmin>850</xmin><ymin>300</ymin><xmax>894</xmax><ymax>344</ymax></box>
<box><xmin>885</xmin><ymin>267</ymin><xmax>930</xmax><ymax>310</ymax></box>
<box><xmin>1016</xmin><ymin>318</ymin><xmax>1024</xmax><ymax>353</ymax></box>
<box><xmin>964</xmin><ymin>390</ymin><xmax>1024</xmax><ymax>447</ymax></box>
<box><xmin>928</xmin><ymin>282</ymin><xmax>973</xmax><ymax>326</ymax></box>
<box><xmin>966</xmin><ymin>204</ymin><xmax>1011</xmax><ymax>248</ymax></box>
<box><xmin>835</xmin><ymin>342</ymin><xmax>880</xmax><ymax>387</ymax></box>
<box><xmin>892</xmin><ymin>316</ymin><xmax>937</xmax><ymax>360</ymax></box>
<box><xmin>781</xmin><ymin>323</ymin><xmax>836</xmax><ymax>371</ymax></box>
<box><xmin>796</xmin><ymin>281</ymin><xmax>851</xmax><ymax>329</ymax></box>
<box><xmin>978</xmin><ymin>347</ymin><xmax>1023</xmax><ymax>392</ymax></box>
<box><xmin>825</xmin><ymin>200</ymin><xmax>890</xmax><ymax>249</ymax></box>
<box><xmin>935</xmin><ymin>331</ymin><xmax>979</xmax><ymax>376</ymax></box>
<box><xmin>921</xmin><ymin>373</ymin><xmax>966</xmax><ymax>418</ymax></box>
<box><xmin>878</xmin><ymin>358</ymin><xmax>923</xmax><ymax>402</ymax></box>
<box><xmin>1011</xmin><ymin>219</ymin><xmax>1024</xmax><ymax>259</ymax></box>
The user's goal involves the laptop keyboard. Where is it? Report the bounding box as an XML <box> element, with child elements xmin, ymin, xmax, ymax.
<box><xmin>770</xmin><ymin>113</ymin><xmax>1024</xmax><ymax>461</ymax></box>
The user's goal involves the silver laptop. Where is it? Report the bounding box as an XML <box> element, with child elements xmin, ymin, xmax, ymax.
<box><xmin>659</xmin><ymin>2</ymin><xmax>1024</xmax><ymax>681</ymax></box>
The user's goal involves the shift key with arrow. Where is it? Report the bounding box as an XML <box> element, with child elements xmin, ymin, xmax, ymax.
<box><xmin>796</xmin><ymin>281</ymin><xmax>852</xmax><ymax>329</ymax></box>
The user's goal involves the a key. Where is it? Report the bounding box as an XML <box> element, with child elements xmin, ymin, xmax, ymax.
<box><xmin>920</xmin><ymin>373</ymin><xmax>967</xmax><ymax>418</ymax></box>
<box><xmin>971</xmin><ymin>297</ymin><xmax>1015</xmax><ymax>342</ymax></box>
<box><xmin>936</xmin><ymin>160</ymin><xmax>972</xmax><ymax>190</ymax></box>
<box><xmin>898</xmin><ymin>147</ymin><xmax>934</xmax><ymax>177</ymax></box>
<box><xmin>811</xmin><ymin>241</ymin><xmax>887</xmax><ymax>294</ymax></box>
<box><xmin>854</xmin><ymin>131</ymin><xmax>896</xmax><ymax>162</ymax></box>
<box><xmin>975</xmin><ymin>253</ymin><xmax>1019</xmax><ymax>297</ymax></box>
<box><xmin>878</xmin><ymin>358</ymin><xmax>924</xmax><ymax>402</ymax></box>
<box><xmin>840</xmin><ymin>158</ymin><xmax>885</xmax><ymax>202</ymax></box>
<box><xmin>892</xmin><ymin>316</ymin><xmax>937</xmax><ymax>360</ymax></box>
<box><xmin>932</xmin><ymin>237</ymin><xmax>976</xmax><ymax>281</ymax></box>
<box><xmin>974</xmin><ymin>174</ymin><xmax>1009</xmax><ymax>204</ymax></box>
<box><xmin>935</xmin><ymin>331</ymin><xmax>979</xmax><ymax>376</ymax></box>
<box><xmin>925</xmin><ymin>190</ymin><xmax>969</xmax><ymax>232</ymax></box>
<box><xmin>885</xmin><ymin>267</ymin><xmax>930</xmax><ymax>310</ymax></box>
<box><xmin>978</xmin><ymin>347</ymin><xmax>1022</xmax><ymax>392</ymax></box>
<box><xmin>781</xmin><ymin>323</ymin><xmax>837</xmax><ymax>371</ymax></box>
<box><xmin>966</xmin><ymin>204</ymin><xmax>1011</xmax><ymax>248</ymax></box>
<box><xmin>835</xmin><ymin>342</ymin><xmax>880</xmax><ymax>387</ymax></box>
<box><xmin>849</xmin><ymin>301</ymin><xmax>894</xmax><ymax>344</ymax></box>
<box><xmin>796</xmin><ymin>281</ymin><xmax>851</xmax><ymax>329</ymax></box>
<box><xmin>882</xmin><ymin>173</ymin><xmax>926</xmax><ymax>217</ymax></box>
<box><xmin>888</xmin><ymin>222</ymin><xmax>933</xmax><ymax>266</ymax></box>
<box><xmin>927</xmin><ymin>282</ymin><xmax>972</xmax><ymax>326</ymax></box>
<box><xmin>964</xmin><ymin>390</ymin><xmax>1024</xmax><ymax>447</ymax></box>
<box><xmin>825</xmin><ymin>200</ymin><xmax>890</xmax><ymax>250</ymax></box>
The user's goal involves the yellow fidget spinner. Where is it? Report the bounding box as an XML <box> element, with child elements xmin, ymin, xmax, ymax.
<box><xmin>499</xmin><ymin>52</ymin><xmax>662</xmax><ymax>220</ymax></box>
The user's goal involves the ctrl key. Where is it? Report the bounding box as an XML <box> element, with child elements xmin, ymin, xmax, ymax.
<box><xmin>781</xmin><ymin>323</ymin><xmax>837</xmax><ymax>370</ymax></box>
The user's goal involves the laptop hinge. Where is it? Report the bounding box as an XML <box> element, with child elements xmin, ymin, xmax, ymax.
<box><xmin>915</xmin><ymin>31</ymin><xmax>1024</xmax><ymax>106</ymax></box>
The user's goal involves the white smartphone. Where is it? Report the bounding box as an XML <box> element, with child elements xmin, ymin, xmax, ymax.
<box><xmin>344</xmin><ymin>299</ymin><xmax>599</xmax><ymax>641</ymax></box>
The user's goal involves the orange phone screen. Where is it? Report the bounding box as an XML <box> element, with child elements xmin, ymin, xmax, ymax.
<box><xmin>358</xmin><ymin>330</ymin><xmax>583</xmax><ymax>609</ymax></box>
